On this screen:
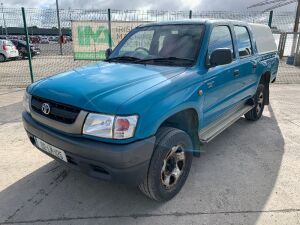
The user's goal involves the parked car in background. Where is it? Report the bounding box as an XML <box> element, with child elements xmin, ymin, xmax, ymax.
<box><xmin>0</xmin><ymin>39</ymin><xmax>19</xmax><ymax>62</ymax></box>
<box><xmin>10</xmin><ymin>40</ymin><xmax>40</xmax><ymax>59</ymax></box>
<box><xmin>40</xmin><ymin>36</ymin><xmax>50</xmax><ymax>44</ymax></box>
<box><xmin>49</xmin><ymin>36</ymin><xmax>59</xmax><ymax>43</ymax></box>
<box><xmin>23</xmin><ymin>19</ymin><xmax>279</xmax><ymax>201</ymax></box>
<box><xmin>66</xmin><ymin>35</ymin><xmax>72</xmax><ymax>42</ymax></box>
<box><xmin>9</xmin><ymin>36</ymin><xmax>19</xmax><ymax>40</ymax></box>
<box><xmin>29</xmin><ymin>36</ymin><xmax>40</xmax><ymax>44</ymax></box>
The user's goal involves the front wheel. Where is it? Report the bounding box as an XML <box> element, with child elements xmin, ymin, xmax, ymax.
<box><xmin>138</xmin><ymin>127</ymin><xmax>193</xmax><ymax>201</ymax></box>
<box><xmin>245</xmin><ymin>83</ymin><xmax>265</xmax><ymax>121</ymax></box>
<box><xmin>20</xmin><ymin>52</ymin><xmax>27</xmax><ymax>59</ymax></box>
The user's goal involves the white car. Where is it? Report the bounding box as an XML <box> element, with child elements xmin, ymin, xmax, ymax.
<box><xmin>0</xmin><ymin>40</ymin><xmax>19</xmax><ymax>62</ymax></box>
<box><xmin>40</xmin><ymin>36</ymin><xmax>50</xmax><ymax>44</ymax></box>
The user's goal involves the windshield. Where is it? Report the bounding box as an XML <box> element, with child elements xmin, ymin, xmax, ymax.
<box><xmin>109</xmin><ymin>24</ymin><xmax>205</xmax><ymax>66</ymax></box>
<box><xmin>5</xmin><ymin>40</ymin><xmax>14</xmax><ymax>46</ymax></box>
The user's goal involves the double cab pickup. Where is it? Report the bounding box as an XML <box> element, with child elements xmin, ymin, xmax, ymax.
<box><xmin>22</xmin><ymin>19</ymin><xmax>279</xmax><ymax>201</ymax></box>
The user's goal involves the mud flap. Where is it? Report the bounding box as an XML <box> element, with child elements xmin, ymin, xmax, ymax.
<box><xmin>193</xmin><ymin>134</ymin><xmax>201</xmax><ymax>157</ymax></box>
<box><xmin>265</xmin><ymin>82</ymin><xmax>270</xmax><ymax>105</ymax></box>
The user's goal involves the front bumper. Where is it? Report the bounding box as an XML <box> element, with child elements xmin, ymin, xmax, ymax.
<box><xmin>7</xmin><ymin>51</ymin><xmax>19</xmax><ymax>58</ymax></box>
<box><xmin>22</xmin><ymin>112</ymin><xmax>155</xmax><ymax>185</ymax></box>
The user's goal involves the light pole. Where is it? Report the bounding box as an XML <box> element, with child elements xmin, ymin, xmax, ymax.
<box><xmin>56</xmin><ymin>0</ymin><xmax>63</xmax><ymax>55</ymax></box>
<box><xmin>1</xmin><ymin>3</ymin><xmax>8</xmax><ymax>37</ymax></box>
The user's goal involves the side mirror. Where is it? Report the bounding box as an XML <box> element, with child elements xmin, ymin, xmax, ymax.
<box><xmin>105</xmin><ymin>48</ymin><xmax>112</xmax><ymax>59</ymax></box>
<box><xmin>209</xmin><ymin>48</ymin><xmax>233</xmax><ymax>67</ymax></box>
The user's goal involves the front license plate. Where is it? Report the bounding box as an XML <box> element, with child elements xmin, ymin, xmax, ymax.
<box><xmin>34</xmin><ymin>137</ymin><xmax>68</xmax><ymax>162</ymax></box>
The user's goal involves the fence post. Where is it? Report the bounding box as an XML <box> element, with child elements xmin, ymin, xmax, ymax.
<box><xmin>21</xmin><ymin>7</ymin><xmax>34</xmax><ymax>83</ymax></box>
<box><xmin>189</xmin><ymin>10</ymin><xmax>192</xmax><ymax>19</ymax></box>
<box><xmin>108</xmin><ymin>8</ymin><xmax>112</xmax><ymax>49</ymax></box>
<box><xmin>268</xmin><ymin>10</ymin><xmax>273</xmax><ymax>28</ymax></box>
<box><xmin>278</xmin><ymin>33</ymin><xmax>287</xmax><ymax>59</ymax></box>
<box><xmin>294</xmin><ymin>33</ymin><xmax>300</xmax><ymax>65</ymax></box>
<box><xmin>56</xmin><ymin>0</ymin><xmax>63</xmax><ymax>55</ymax></box>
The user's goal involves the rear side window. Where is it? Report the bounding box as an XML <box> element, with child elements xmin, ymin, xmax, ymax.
<box><xmin>208</xmin><ymin>26</ymin><xmax>234</xmax><ymax>58</ymax></box>
<box><xmin>234</xmin><ymin>26</ymin><xmax>252</xmax><ymax>57</ymax></box>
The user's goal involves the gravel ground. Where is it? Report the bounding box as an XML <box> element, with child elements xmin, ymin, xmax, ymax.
<box><xmin>0</xmin><ymin>84</ymin><xmax>299</xmax><ymax>225</ymax></box>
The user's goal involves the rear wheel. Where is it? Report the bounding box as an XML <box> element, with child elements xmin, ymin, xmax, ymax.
<box><xmin>138</xmin><ymin>127</ymin><xmax>193</xmax><ymax>201</ymax></box>
<box><xmin>245</xmin><ymin>83</ymin><xmax>265</xmax><ymax>121</ymax></box>
<box><xmin>0</xmin><ymin>54</ymin><xmax>6</xmax><ymax>62</ymax></box>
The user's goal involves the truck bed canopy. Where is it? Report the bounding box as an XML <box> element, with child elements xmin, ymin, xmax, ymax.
<box><xmin>249</xmin><ymin>23</ymin><xmax>278</xmax><ymax>54</ymax></box>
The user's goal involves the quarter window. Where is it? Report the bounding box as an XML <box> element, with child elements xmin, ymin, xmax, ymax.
<box><xmin>234</xmin><ymin>26</ymin><xmax>252</xmax><ymax>57</ymax></box>
<box><xmin>208</xmin><ymin>26</ymin><xmax>234</xmax><ymax>58</ymax></box>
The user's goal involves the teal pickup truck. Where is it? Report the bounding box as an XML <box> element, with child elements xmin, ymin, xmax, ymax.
<box><xmin>22</xmin><ymin>19</ymin><xmax>279</xmax><ymax>201</ymax></box>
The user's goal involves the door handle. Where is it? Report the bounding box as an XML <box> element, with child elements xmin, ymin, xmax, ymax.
<box><xmin>252</xmin><ymin>64</ymin><xmax>257</xmax><ymax>69</ymax></box>
<box><xmin>233</xmin><ymin>69</ymin><xmax>240</xmax><ymax>77</ymax></box>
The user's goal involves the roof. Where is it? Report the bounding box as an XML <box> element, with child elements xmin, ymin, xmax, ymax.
<box><xmin>138</xmin><ymin>19</ymin><xmax>254</xmax><ymax>28</ymax></box>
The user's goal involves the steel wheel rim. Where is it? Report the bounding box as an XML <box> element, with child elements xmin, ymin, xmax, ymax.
<box><xmin>161</xmin><ymin>145</ymin><xmax>186</xmax><ymax>189</ymax></box>
<box><xmin>256</xmin><ymin>91</ymin><xmax>264</xmax><ymax>114</ymax></box>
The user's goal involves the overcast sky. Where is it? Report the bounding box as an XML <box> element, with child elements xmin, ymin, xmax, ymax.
<box><xmin>2</xmin><ymin>0</ymin><xmax>298</xmax><ymax>11</ymax></box>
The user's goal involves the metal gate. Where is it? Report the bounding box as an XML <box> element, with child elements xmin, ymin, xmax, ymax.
<box><xmin>277</xmin><ymin>32</ymin><xmax>300</xmax><ymax>66</ymax></box>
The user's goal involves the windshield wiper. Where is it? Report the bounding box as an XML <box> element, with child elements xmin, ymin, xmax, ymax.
<box><xmin>137</xmin><ymin>57</ymin><xmax>195</xmax><ymax>64</ymax></box>
<box><xmin>105</xmin><ymin>56</ymin><xmax>141</xmax><ymax>62</ymax></box>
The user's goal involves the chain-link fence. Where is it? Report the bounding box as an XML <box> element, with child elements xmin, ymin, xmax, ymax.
<box><xmin>0</xmin><ymin>8</ymin><xmax>299</xmax><ymax>87</ymax></box>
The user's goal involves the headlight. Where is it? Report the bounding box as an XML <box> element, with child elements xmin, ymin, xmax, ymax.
<box><xmin>83</xmin><ymin>114</ymin><xmax>114</xmax><ymax>138</ymax></box>
<box><xmin>23</xmin><ymin>92</ymin><xmax>31</xmax><ymax>113</ymax></box>
<box><xmin>82</xmin><ymin>113</ymin><xmax>138</xmax><ymax>139</ymax></box>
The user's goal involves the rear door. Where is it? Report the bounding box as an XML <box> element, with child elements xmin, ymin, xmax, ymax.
<box><xmin>232</xmin><ymin>25</ymin><xmax>258</xmax><ymax>101</ymax></box>
<box><xmin>202</xmin><ymin>25</ymin><xmax>241</xmax><ymax>127</ymax></box>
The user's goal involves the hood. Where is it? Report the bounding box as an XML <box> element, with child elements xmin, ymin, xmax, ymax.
<box><xmin>30</xmin><ymin>62</ymin><xmax>186</xmax><ymax>113</ymax></box>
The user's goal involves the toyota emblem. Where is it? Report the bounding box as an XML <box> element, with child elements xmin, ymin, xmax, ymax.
<box><xmin>41</xmin><ymin>103</ymin><xmax>51</xmax><ymax>115</ymax></box>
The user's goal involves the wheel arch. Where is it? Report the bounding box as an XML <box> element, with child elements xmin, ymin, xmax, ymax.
<box><xmin>259</xmin><ymin>71</ymin><xmax>271</xmax><ymax>105</ymax></box>
<box><xmin>0</xmin><ymin>53</ymin><xmax>6</xmax><ymax>62</ymax></box>
<box><xmin>157</xmin><ymin>108</ymin><xmax>201</xmax><ymax>157</ymax></box>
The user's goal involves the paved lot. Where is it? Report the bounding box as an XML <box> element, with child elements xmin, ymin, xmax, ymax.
<box><xmin>0</xmin><ymin>85</ymin><xmax>299</xmax><ymax>225</ymax></box>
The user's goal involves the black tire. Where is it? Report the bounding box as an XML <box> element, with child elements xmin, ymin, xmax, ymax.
<box><xmin>245</xmin><ymin>83</ymin><xmax>265</xmax><ymax>121</ymax></box>
<box><xmin>139</xmin><ymin>127</ymin><xmax>193</xmax><ymax>201</ymax></box>
<box><xmin>20</xmin><ymin>52</ymin><xmax>27</xmax><ymax>59</ymax></box>
<box><xmin>0</xmin><ymin>54</ymin><xmax>6</xmax><ymax>62</ymax></box>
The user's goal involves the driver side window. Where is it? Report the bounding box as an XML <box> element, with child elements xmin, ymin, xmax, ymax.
<box><xmin>208</xmin><ymin>26</ymin><xmax>235</xmax><ymax>58</ymax></box>
<box><xmin>119</xmin><ymin>30</ymin><xmax>154</xmax><ymax>56</ymax></box>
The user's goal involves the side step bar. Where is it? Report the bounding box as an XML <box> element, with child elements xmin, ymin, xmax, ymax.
<box><xmin>199</xmin><ymin>105</ymin><xmax>253</xmax><ymax>143</ymax></box>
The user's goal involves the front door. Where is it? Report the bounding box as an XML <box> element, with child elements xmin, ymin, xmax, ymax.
<box><xmin>202</xmin><ymin>25</ymin><xmax>240</xmax><ymax>127</ymax></box>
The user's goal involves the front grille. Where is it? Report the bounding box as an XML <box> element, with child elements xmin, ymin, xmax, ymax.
<box><xmin>31</xmin><ymin>96</ymin><xmax>80</xmax><ymax>124</ymax></box>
